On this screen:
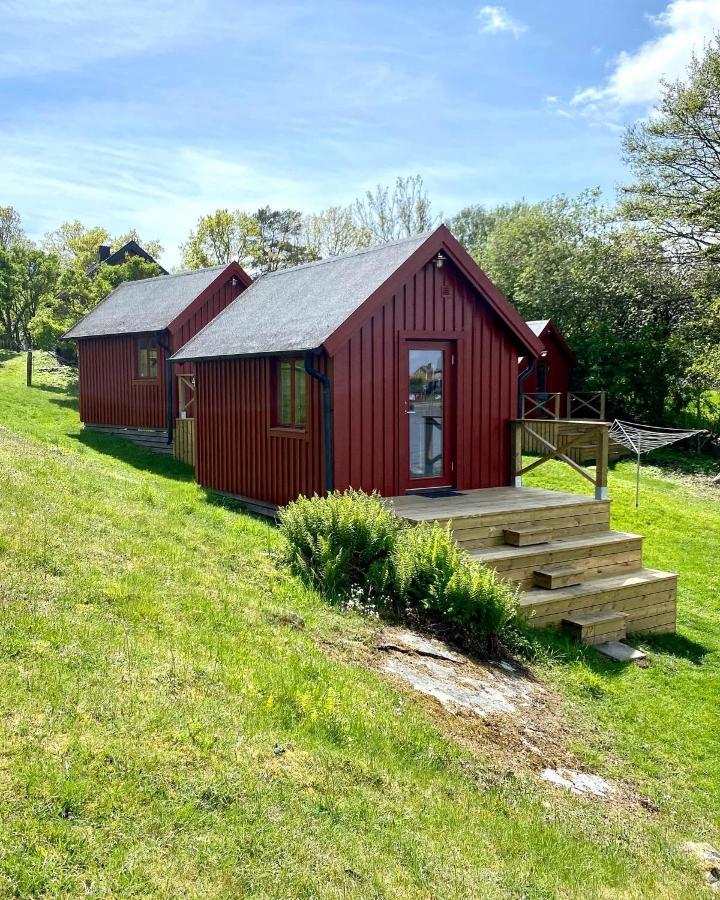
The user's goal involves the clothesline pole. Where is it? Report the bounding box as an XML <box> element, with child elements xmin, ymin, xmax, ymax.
<box><xmin>636</xmin><ymin>450</ymin><xmax>641</xmax><ymax>508</ymax></box>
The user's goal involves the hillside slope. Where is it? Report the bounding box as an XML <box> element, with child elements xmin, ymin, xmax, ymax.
<box><xmin>0</xmin><ymin>352</ymin><xmax>715</xmax><ymax>898</ymax></box>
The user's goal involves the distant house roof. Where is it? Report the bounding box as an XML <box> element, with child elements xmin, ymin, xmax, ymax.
<box><xmin>526</xmin><ymin>319</ymin><xmax>551</xmax><ymax>337</ymax></box>
<box><xmin>524</xmin><ymin>318</ymin><xmax>576</xmax><ymax>364</ymax></box>
<box><xmin>63</xmin><ymin>264</ymin><xmax>238</xmax><ymax>339</ymax></box>
<box><xmin>172</xmin><ymin>226</ymin><xmax>544</xmax><ymax>362</ymax></box>
<box><xmin>86</xmin><ymin>239</ymin><xmax>168</xmax><ymax>276</ymax></box>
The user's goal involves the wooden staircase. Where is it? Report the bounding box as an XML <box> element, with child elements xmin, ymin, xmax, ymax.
<box><xmin>391</xmin><ymin>487</ymin><xmax>677</xmax><ymax>642</ymax></box>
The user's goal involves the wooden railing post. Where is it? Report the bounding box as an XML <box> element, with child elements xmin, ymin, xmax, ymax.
<box><xmin>595</xmin><ymin>424</ymin><xmax>609</xmax><ymax>500</ymax></box>
<box><xmin>511</xmin><ymin>421</ymin><xmax>523</xmax><ymax>487</ymax></box>
<box><xmin>599</xmin><ymin>390</ymin><xmax>606</xmax><ymax>421</ymax></box>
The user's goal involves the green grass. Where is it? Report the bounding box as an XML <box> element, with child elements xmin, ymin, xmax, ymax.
<box><xmin>0</xmin><ymin>352</ymin><xmax>717</xmax><ymax>897</ymax></box>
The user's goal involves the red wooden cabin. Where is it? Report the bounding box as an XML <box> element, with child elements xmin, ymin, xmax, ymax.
<box><xmin>64</xmin><ymin>263</ymin><xmax>251</xmax><ymax>434</ymax></box>
<box><xmin>172</xmin><ymin>226</ymin><xmax>544</xmax><ymax>512</ymax></box>
<box><xmin>519</xmin><ymin>319</ymin><xmax>577</xmax><ymax>417</ymax></box>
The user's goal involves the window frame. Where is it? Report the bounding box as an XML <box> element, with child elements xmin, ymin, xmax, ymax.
<box><xmin>270</xmin><ymin>356</ymin><xmax>308</xmax><ymax>436</ymax></box>
<box><xmin>136</xmin><ymin>334</ymin><xmax>159</xmax><ymax>381</ymax></box>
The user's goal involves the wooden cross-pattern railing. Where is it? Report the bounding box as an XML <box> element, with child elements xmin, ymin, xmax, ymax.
<box><xmin>511</xmin><ymin>419</ymin><xmax>609</xmax><ymax>500</ymax></box>
<box><xmin>522</xmin><ymin>392</ymin><xmax>562</xmax><ymax>419</ymax></box>
<box><xmin>567</xmin><ymin>391</ymin><xmax>606</xmax><ymax>420</ymax></box>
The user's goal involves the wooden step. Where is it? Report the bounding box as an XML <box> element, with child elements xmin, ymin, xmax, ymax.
<box><xmin>562</xmin><ymin>610</ymin><xmax>628</xmax><ymax>645</ymax></box>
<box><xmin>503</xmin><ymin>526</ymin><xmax>553</xmax><ymax>547</ymax></box>
<box><xmin>471</xmin><ymin>531</ymin><xmax>644</xmax><ymax>589</ymax></box>
<box><xmin>534</xmin><ymin>564</ymin><xmax>584</xmax><ymax>589</ymax></box>
<box><xmin>520</xmin><ymin>568</ymin><xmax>677</xmax><ymax>634</ymax></box>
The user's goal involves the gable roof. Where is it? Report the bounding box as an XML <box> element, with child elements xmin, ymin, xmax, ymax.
<box><xmin>526</xmin><ymin>319</ymin><xmax>550</xmax><ymax>337</ymax></box>
<box><xmin>525</xmin><ymin>318</ymin><xmax>576</xmax><ymax>364</ymax></box>
<box><xmin>86</xmin><ymin>239</ymin><xmax>168</xmax><ymax>276</ymax></box>
<box><xmin>63</xmin><ymin>264</ymin><xmax>240</xmax><ymax>340</ymax></box>
<box><xmin>172</xmin><ymin>226</ymin><xmax>544</xmax><ymax>362</ymax></box>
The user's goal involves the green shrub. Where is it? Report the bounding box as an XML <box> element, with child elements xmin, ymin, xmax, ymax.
<box><xmin>278</xmin><ymin>490</ymin><xmax>402</xmax><ymax>603</ymax></box>
<box><xmin>278</xmin><ymin>491</ymin><xmax>518</xmax><ymax>649</ymax></box>
<box><xmin>391</xmin><ymin>523</ymin><xmax>517</xmax><ymax>640</ymax></box>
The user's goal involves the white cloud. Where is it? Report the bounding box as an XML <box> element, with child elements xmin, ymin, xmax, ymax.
<box><xmin>477</xmin><ymin>5</ymin><xmax>528</xmax><ymax>38</ymax></box>
<box><xmin>571</xmin><ymin>0</ymin><xmax>720</xmax><ymax>119</ymax></box>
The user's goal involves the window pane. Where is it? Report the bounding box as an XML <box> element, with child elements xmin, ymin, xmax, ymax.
<box><xmin>138</xmin><ymin>349</ymin><xmax>148</xmax><ymax>378</ymax></box>
<box><xmin>408</xmin><ymin>348</ymin><xmax>444</xmax><ymax>478</ymax></box>
<box><xmin>294</xmin><ymin>360</ymin><xmax>306</xmax><ymax>426</ymax></box>
<box><xmin>279</xmin><ymin>361</ymin><xmax>292</xmax><ymax>424</ymax></box>
<box><xmin>148</xmin><ymin>348</ymin><xmax>158</xmax><ymax>377</ymax></box>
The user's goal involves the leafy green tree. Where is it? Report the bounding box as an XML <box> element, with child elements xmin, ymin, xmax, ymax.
<box><xmin>447</xmin><ymin>204</ymin><xmax>507</xmax><ymax>256</ymax></box>
<box><xmin>43</xmin><ymin>221</ymin><xmax>111</xmax><ymax>271</ymax></box>
<box><xmin>474</xmin><ymin>191</ymin><xmax>694</xmax><ymax>422</ymax></box>
<box><xmin>303</xmin><ymin>205</ymin><xmax>371</xmax><ymax>258</ymax></box>
<box><xmin>622</xmin><ymin>37</ymin><xmax>720</xmax><ymax>263</ymax></box>
<box><xmin>252</xmin><ymin>206</ymin><xmax>318</xmax><ymax>273</ymax></box>
<box><xmin>0</xmin><ymin>206</ymin><xmax>27</xmax><ymax>251</ymax></box>
<box><xmin>0</xmin><ymin>246</ymin><xmax>59</xmax><ymax>348</ymax></box>
<box><xmin>30</xmin><ymin>256</ymin><xmax>163</xmax><ymax>350</ymax></box>
<box><xmin>180</xmin><ymin>209</ymin><xmax>259</xmax><ymax>270</ymax></box>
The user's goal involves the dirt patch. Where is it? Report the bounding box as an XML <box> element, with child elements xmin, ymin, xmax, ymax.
<box><xmin>332</xmin><ymin>625</ymin><xmax>650</xmax><ymax>810</ymax></box>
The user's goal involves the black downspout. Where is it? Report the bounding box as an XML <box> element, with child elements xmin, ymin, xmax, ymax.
<box><xmin>156</xmin><ymin>334</ymin><xmax>174</xmax><ymax>445</ymax></box>
<box><xmin>517</xmin><ymin>356</ymin><xmax>537</xmax><ymax>418</ymax></box>
<box><xmin>304</xmin><ymin>349</ymin><xmax>334</xmax><ymax>494</ymax></box>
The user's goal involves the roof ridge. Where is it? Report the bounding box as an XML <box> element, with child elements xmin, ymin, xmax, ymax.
<box><xmin>259</xmin><ymin>230</ymin><xmax>434</xmax><ymax>280</ymax></box>
<box><xmin>111</xmin><ymin>262</ymin><xmax>228</xmax><ymax>288</ymax></box>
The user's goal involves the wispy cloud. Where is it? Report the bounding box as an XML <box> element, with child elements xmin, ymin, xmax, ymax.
<box><xmin>570</xmin><ymin>0</ymin><xmax>720</xmax><ymax>123</ymax></box>
<box><xmin>476</xmin><ymin>5</ymin><xmax>528</xmax><ymax>38</ymax></box>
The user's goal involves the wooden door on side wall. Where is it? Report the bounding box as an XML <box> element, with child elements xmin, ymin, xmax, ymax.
<box><xmin>399</xmin><ymin>340</ymin><xmax>456</xmax><ymax>492</ymax></box>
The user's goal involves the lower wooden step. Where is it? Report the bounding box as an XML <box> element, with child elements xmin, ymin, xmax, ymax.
<box><xmin>534</xmin><ymin>564</ymin><xmax>584</xmax><ymax>589</ymax></box>
<box><xmin>563</xmin><ymin>610</ymin><xmax>627</xmax><ymax>645</ymax></box>
<box><xmin>520</xmin><ymin>568</ymin><xmax>677</xmax><ymax>634</ymax></box>
<box><xmin>503</xmin><ymin>526</ymin><xmax>552</xmax><ymax>547</ymax></box>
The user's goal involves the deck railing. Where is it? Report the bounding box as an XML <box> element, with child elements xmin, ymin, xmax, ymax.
<box><xmin>521</xmin><ymin>390</ymin><xmax>606</xmax><ymax>421</ymax></box>
<box><xmin>511</xmin><ymin>419</ymin><xmax>609</xmax><ymax>500</ymax></box>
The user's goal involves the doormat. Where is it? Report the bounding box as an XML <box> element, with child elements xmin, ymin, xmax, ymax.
<box><xmin>412</xmin><ymin>489</ymin><xmax>466</xmax><ymax>499</ymax></box>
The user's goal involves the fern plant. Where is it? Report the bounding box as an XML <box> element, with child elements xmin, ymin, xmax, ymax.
<box><xmin>278</xmin><ymin>490</ymin><xmax>402</xmax><ymax>603</ymax></box>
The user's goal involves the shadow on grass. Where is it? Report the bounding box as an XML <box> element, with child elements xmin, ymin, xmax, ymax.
<box><xmin>75</xmin><ymin>428</ymin><xmax>195</xmax><ymax>481</ymax></box>
<box><xmin>632</xmin><ymin>631</ymin><xmax>709</xmax><ymax>665</ymax></box>
<box><xmin>49</xmin><ymin>396</ymin><xmax>80</xmax><ymax>412</ymax></box>
<box><xmin>511</xmin><ymin>621</ymin><xmax>710</xmax><ymax>671</ymax></box>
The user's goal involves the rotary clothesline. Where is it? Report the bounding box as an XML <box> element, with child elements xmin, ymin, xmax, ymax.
<box><xmin>608</xmin><ymin>419</ymin><xmax>705</xmax><ymax>506</ymax></box>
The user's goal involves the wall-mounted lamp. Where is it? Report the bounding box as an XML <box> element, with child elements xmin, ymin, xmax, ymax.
<box><xmin>231</xmin><ymin>276</ymin><xmax>240</xmax><ymax>287</ymax></box>
<box><xmin>435</xmin><ymin>252</ymin><xmax>446</xmax><ymax>269</ymax></box>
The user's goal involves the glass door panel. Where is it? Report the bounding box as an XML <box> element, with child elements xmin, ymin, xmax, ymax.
<box><xmin>408</xmin><ymin>348</ymin><xmax>444</xmax><ymax>480</ymax></box>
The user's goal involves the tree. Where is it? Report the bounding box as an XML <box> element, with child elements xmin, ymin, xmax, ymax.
<box><xmin>622</xmin><ymin>37</ymin><xmax>720</xmax><ymax>263</ymax></box>
<box><xmin>180</xmin><ymin>209</ymin><xmax>259</xmax><ymax>270</ymax></box>
<box><xmin>447</xmin><ymin>205</ymin><xmax>506</xmax><ymax>256</ymax></box>
<box><xmin>0</xmin><ymin>246</ymin><xmax>59</xmax><ymax>348</ymax></box>
<box><xmin>303</xmin><ymin>205</ymin><xmax>370</xmax><ymax>258</ymax></box>
<box><xmin>0</xmin><ymin>206</ymin><xmax>27</xmax><ymax>251</ymax></box>
<box><xmin>43</xmin><ymin>221</ymin><xmax>112</xmax><ymax>271</ymax></box>
<box><xmin>354</xmin><ymin>175</ymin><xmax>437</xmax><ymax>243</ymax></box>
<box><xmin>44</xmin><ymin>220</ymin><xmax>163</xmax><ymax>271</ymax></box>
<box><xmin>251</xmin><ymin>206</ymin><xmax>318</xmax><ymax>273</ymax></box>
<box><xmin>474</xmin><ymin>191</ymin><xmax>695</xmax><ymax>422</ymax></box>
<box><xmin>30</xmin><ymin>256</ymin><xmax>163</xmax><ymax>351</ymax></box>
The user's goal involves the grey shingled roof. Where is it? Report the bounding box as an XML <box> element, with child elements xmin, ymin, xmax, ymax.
<box><xmin>526</xmin><ymin>319</ymin><xmax>550</xmax><ymax>337</ymax></box>
<box><xmin>171</xmin><ymin>233</ymin><xmax>431</xmax><ymax>361</ymax></box>
<box><xmin>63</xmin><ymin>265</ymin><xmax>231</xmax><ymax>339</ymax></box>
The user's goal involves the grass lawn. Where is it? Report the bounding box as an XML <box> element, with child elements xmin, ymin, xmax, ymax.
<box><xmin>0</xmin><ymin>351</ymin><xmax>718</xmax><ymax>898</ymax></box>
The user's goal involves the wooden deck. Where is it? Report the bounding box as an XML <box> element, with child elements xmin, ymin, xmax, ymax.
<box><xmin>389</xmin><ymin>486</ymin><xmax>677</xmax><ymax>641</ymax></box>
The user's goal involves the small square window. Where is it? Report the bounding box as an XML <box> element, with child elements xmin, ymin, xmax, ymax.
<box><xmin>273</xmin><ymin>357</ymin><xmax>307</xmax><ymax>429</ymax></box>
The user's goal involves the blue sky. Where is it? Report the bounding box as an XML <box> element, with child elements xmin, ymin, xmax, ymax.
<box><xmin>2</xmin><ymin>0</ymin><xmax>719</xmax><ymax>268</ymax></box>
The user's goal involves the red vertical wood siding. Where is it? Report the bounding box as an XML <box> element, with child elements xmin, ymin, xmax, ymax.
<box><xmin>332</xmin><ymin>259</ymin><xmax>521</xmax><ymax>495</ymax></box>
<box><xmin>77</xmin><ymin>335</ymin><xmax>169</xmax><ymax>428</ymax></box>
<box><xmin>194</xmin><ymin>356</ymin><xmax>325</xmax><ymax>506</ymax></box>
<box><xmin>520</xmin><ymin>329</ymin><xmax>573</xmax><ymax>416</ymax></box>
<box><xmin>77</xmin><ymin>274</ymin><xmax>244</xmax><ymax>429</ymax></box>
